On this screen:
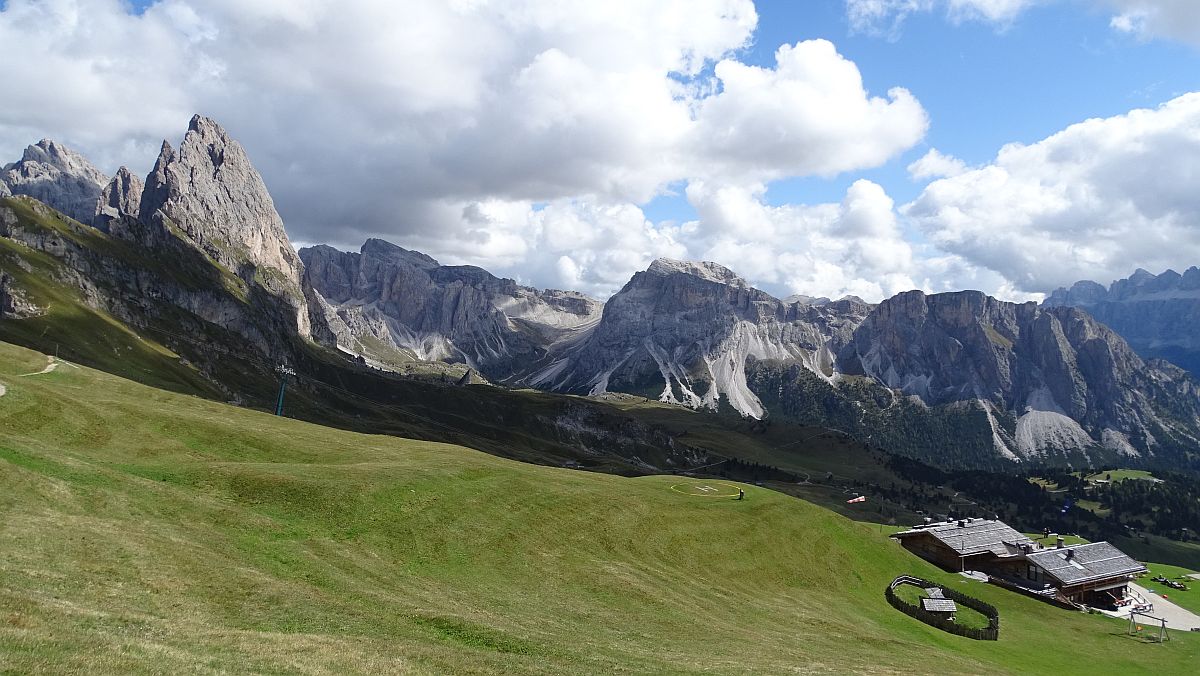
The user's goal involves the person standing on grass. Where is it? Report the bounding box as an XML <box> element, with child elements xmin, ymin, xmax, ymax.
<box><xmin>737</xmin><ymin>488</ymin><xmax>745</xmax><ymax>501</ymax></box>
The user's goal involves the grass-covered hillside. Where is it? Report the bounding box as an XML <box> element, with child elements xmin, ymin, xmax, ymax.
<box><xmin>1</xmin><ymin>340</ymin><xmax>1197</xmax><ymax>674</ymax></box>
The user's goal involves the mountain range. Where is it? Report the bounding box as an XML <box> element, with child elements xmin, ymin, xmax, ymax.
<box><xmin>1045</xmin><ymin>268</ymin><xmax>1200</xmax><ymax>378</ymax></box>
<box><xmin>3</xmin><ymin>115</ymin><xmax>1199</xmax><ymax>472</ymax></box>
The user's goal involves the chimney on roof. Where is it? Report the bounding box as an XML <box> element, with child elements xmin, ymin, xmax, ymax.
<box><xmin>1056</xmin><ymin>536</ymin><xmax>1065</xmax><ymax>549</ymax></box>
<box><xmin>1066</xmin><ymin>549</ymin><xmax>1075</xmax><ymax>561</ymax></box>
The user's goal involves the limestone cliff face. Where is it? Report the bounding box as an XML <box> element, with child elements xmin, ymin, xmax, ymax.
<box><xmin>93</xmin><ymin>167</ymin><xmax>144</xmax><ymax>233</ymax></box>
<box><xmin>528</xmin><ymin>261</ymin><xmax>1200</xmax><ymax>463</ymax></box>
<box><xmin>1</xmin><ymin>140</ymin><xmax>107</xmax><ymax>223</ymax></box>
<box><xmin>300</xmin><ymin>239</ymin><xmax>602</xmax><ymax>376</ymax></box>
<box><xmin>838</xmin><ymin>290</ymin><xmax>1199</xmax><ymax>458</ymax></box>
<box><xmin>0</xmin><ymin>115</ymin><xmax>333</xmax><ymax>354</ymax></box>
<box><xmin>1046</xmin><ymin>268</ymin><xmax>1200</xmax><ymax>377</ymax></box>
<box><xmin>138</xmin><ymin>115</ymin><xmax>313</xmax><ymax>337</ymax></box>
<box><xmin>139</xmin><ymin>115</ymin><xmax>302</xmax><ymax>279</ymax></box>
<box><xmin>529</xmin><ymin>258</ymin><xmax>868</xmax><ymax>418</ymax></box>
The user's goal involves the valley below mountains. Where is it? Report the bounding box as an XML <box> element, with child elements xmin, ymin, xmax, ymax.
<box><xmin>3</xmin><ymin>115</ymin><xmax>1200</xmax><ymax>474</ymax></box>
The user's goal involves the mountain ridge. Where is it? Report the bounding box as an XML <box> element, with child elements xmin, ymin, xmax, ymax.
<box><xmin>4</xmin><ymin>115</ymin><xmax>1199</xmax><ymax>471</ymax></box>
<box><xmin>303</xmin><ymin>235</ymin><xmax>1200</xmax><ymax>468</ymax></box>
<box><xmin>1046</xmin><ymin>267</ymin><xmax>1200</xmax><ymax>378</ymax></box>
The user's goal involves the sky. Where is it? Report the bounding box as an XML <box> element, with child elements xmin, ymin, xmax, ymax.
<box><xmin>2</xmin><ymin>0</ymin><xmax>1200</xmax><ymax>302</ymax></box>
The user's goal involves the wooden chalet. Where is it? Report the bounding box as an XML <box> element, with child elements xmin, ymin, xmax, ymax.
<box><xmin>892</xmin><ymin>518</ymin><xmax>1034</xmax><ymax>572</ymax></box>
<box><xmin>892</xmin><ymin>518</ymin><xmax>1146</xmax><ymax>607</ymax></box>
<box><xmin>1002</xmin><ymin>542</ymin><xmax>1146</xmax><ymax>606</ymax></box>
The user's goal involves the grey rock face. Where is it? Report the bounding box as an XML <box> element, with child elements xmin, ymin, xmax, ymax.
<box><xmin>838</xmin><ymin>290</ymin><xmax>1195</xmax><ymax>458</ymax></box>
<box><xmin>139</xmin><ymin>115</ymin><xmax>312</xmax><ymax>337</ymax></box>
<box><xmin>530</xmin><ymin>258</ymin><xmax>870</xmax><ymax>418</ymax></box>
<box><xmin>1044</xmin><ymin>280</ymin><xmax>1108</xmax><ymax>308</ymax></box>
<box><xmin>299</xmin><ymin>239</ymin><xmax>603</xmax><ymax>376</ymax></box>
<box><xmin>1045</xmin><ymin>268</ymin><xmax>1200</xmax><ymax>377</ymax></box>
<box><xmin>93</xmin><ymin>166</ymin><xmax>144</xmax><ymax>232</ymax></box>
<box><xmin>530</xmin><ymin>260</ymin><xmax>1200</xmax><ymax>462</ymax></box>
<box><xmin>1</xmin><ymin>140</ymin><xmax>107</xmax><ymax>223</ymax></box>
<box><xmin>139</xmin><ymin>115</ymin><xmax>303</xmax><ymax>287</ymax></box>
<box><xmin>0</xmin><ymin>270</ymin><xmax>43</xmax><ymax>319</ymax></box>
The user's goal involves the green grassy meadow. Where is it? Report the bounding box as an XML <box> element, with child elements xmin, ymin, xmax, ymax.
<box><xmin>1140</xmin><ymin>562</ymin><xmax>1200</xmax><ymax>615</ymax></box>
<box><xmin>1084</xmin><ymin>469</ymin><xmax>1158</xmax><ymax>484</ymax></box>
<box><xmin>1</xmin><ymin>340</ymin><xmax>1198</xmax><ymax>674</ymax></box>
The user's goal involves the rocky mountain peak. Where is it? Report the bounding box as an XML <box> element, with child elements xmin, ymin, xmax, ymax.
<box><xmin>302</xmin><ymin>238</ymin><xmax>604</xmax><ymax>374</ymax></box>
<box><xmin>21</xmin><ymin>139</ymin><xmax>106</xmax><ymax>179</ymax></box>
<box><xmin>138</xmin><ymin>116</ymin><xmax>302</xmax><ymax>287</ymax></box>
<box><xmin>1044</xmin><ymin>280</ymin><xmax>1108</xmax><ymax>308</ymax></box>
<box><xmin>645</xmin><ymin>258</ymin><xmax>748</xmax><ymax>287</ymax></box>
<box><xmin>135</xmin><ymin>115</ymin><xmax>313</xmax><ymax>338</ymax></box>
<box><xmin>360</xmin><ymin>238</ymin><xmax>439</xmax><ymax>269</ymax></box>
<box><xmin>784</xmin><ymin>293</ymin><xmax>832</xmax><ymax>306</ymax></box>
<box><xmin>1045</xmin><ymin>266</ymin><xmax>1200</xmax><ymax>378</ymax></box>
<box><xmin>93</xmin><ymin>166</ymin><xmax>144</xmax><ymax>232</ymax></box>
<box><xmin>1</xmin><ymin>139</ymin><xmax>108</xmax><ymax>223</ymax></box>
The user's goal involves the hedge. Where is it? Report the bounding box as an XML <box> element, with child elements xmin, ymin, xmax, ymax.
<box><xmin>886</xmin><ymin>575</ymin><xmax>1000</xmax><ymax>640</ymax></box>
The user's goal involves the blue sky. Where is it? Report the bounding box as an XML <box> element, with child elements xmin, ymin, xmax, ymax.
<box><xmin>644</xmin><ymin>0</ymin><xmax>1200</xmax><ymax>224</ymax></box>
<box><xmin>4</xmin><ymin>1</ymin><xmax>1200</xmax><ymax>301</ymax></box>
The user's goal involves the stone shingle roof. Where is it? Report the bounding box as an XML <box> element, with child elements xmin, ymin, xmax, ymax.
<box><xmin>1025</xmin><ymin>542</ymin><xmax>1146</xmax><ymax>586</ymax></box>
<box><xmin>894</xmin><ymin>519</ymin><xmax>1034</xmax><ymax>557</ymax></box>
<box><xmin>921</xmin><ymin>598</ymin><xmax>958</xmax><ymax>613</ymax></box>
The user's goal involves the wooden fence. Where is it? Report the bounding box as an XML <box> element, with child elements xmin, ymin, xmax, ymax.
<box><xmin>886</xmin><ymin>575</ymin><xmax>1000</xmax><ymax>640</ymax></box>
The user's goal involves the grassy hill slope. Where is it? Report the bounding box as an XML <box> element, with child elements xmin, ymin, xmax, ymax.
<box><xmin>1</xmin><ymin>341</ymin><xmax>1196</xmax><ymax>674</ymax></box>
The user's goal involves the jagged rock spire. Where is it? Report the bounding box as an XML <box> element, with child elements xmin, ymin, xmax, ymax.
<box><xmin>138</xmin><ymin>115</ymin><xmax>312</xmax><ymax>337</ymax></box>
<box><xmin>138</xmin><ymin>115</ymin><xmax>302</xmax><ymax>283</ymax></box>
<box><xmin>93</xmin><ymin>166</ymin><xmax>144</xmax><ymax>232</ymax></box>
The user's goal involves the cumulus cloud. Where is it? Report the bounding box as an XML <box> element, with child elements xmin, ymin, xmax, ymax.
<box><xmin>907</xmin><ymin>148</ymin><xmax>969</xmax><ymax>180</ymax></box>
<box><xmin>683</xmin><ymin>180</ymin><xmax>922</xmax><ymax>301</ymax></box>
<box><xmin>906</xmin><ymin>92</ymin><xmax>1200</xmax><ymax>293</ymax></box>
<box><xmin>0</xmin><ymin>0</ymin><xmax>934</xmax><ymax>301</ymax></box>
<box><xmin>692</xmin><ymin>40</ymin><xmax>928</xmax><ymax>181</ymax></box>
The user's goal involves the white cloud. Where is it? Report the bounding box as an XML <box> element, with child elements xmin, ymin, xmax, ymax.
<box><xmin>0</xmin><ymin>0</ymin><xmax>932</xmax><ymax>301</ymax></box>
<box><xmin>691</xmin><ymin>40</ymin><xmax>928</xmax><ymax>181</ymax></box>
<box><xmin>846</xmin><ymin>0</ymin><xmax>1038</xmax><ymax>35</ymax></box>
<box><xmin>906</xmin><ymin>92</ymin><xmax>1200</xmax><ymax>293</ymax></box>
<box><xmin>907</xmin><ymin>148</ymin><xmax>969</xmax><ymax>180</ymax></box>
<box><xmin>1106</xmin><ymin>1</ymin><xmax>1200</xmax><ymax>47</ymax></box>
<box><xmin>683</xmin><ymin>180</ymin><xmax>921</xmax><ymax>301</ymax></box>
<box><xmin>385</xmin><ymin>196</ymin><xmax>690</xmax><ymax>299</ymax></box>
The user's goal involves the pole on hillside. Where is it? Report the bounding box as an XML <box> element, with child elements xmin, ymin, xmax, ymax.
<box><xmin>275</xmin><ymin>364</ymin><xmax>296</xmax><ymax>416</ymax></box>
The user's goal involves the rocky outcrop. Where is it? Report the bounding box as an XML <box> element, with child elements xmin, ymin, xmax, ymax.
<box><xmin>93</xmin><ymin>166</ymin><xmax>144</xmax><ymax>233</ymax></box>
<box><xmin>0</xmin><ymin>270</ymin><xmax>42</xmax><ymax>319</ymax></box>
<box><xmin>838</xmin><ymin>290</ymin><xmax>1197</xmax><ymax>458</ymax></box>
<box><xmin>300</xmin><ymin>239</ymin><xmax>602</xmax><ymax>376</ymax></box>
<box><xmin>526</xmin><ymin>260</ymin><xmax>1200</xmax><ymax>463</ymax></box>
<box><xmin>138</xmin><ymin>115</ymin><xmax>314</xmax><ymax>337</ymax></box>
<box><xmin>1</xmin><ymin>140</ymin><xmax>107</xmax><ymax>223</ymax></box>
<box><xmin>1045</xmin><ymin>268</ymin><xmax>1200</xmax><ymax>378</ymax></box>
<box><xmin>139</xmin><ymin>115</ymin><xmax>303</xmax><ymax>284</ymax></box>
<box><xmin>530</xmin><ymin>258</ymin><xmax>870</xmax><ymax>418</ymax></box>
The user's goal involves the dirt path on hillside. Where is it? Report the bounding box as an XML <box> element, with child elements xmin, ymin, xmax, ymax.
<box><xmin>20</xmin><ymin>356</ymin><xmax>59</xmax><ymax>376</ymax></box>
<box><xmin>19</xmin><ymin>356</ymin><xmax>77</xmax><ymax>377</ymax></box>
